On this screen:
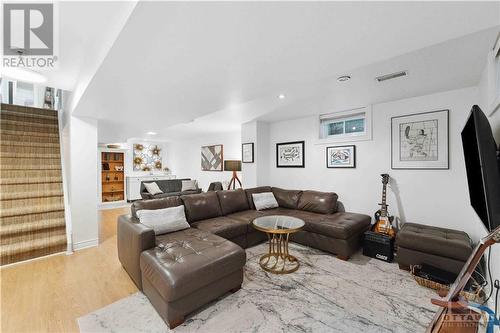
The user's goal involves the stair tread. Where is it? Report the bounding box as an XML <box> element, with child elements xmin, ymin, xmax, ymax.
<box><xmin>1</xmin><ymin>165</ymin><xmax>62</xmax><ymax>170</ymax></box>
<box><xmin>0</xmin><ymin>190</ymin><xmax>63</xmax><ymax>201</ymax></box>
<box><xmin>0</xmin><ymin>152</ymin><xmax>61</xmax><ymax>159</ymax></box>
<box><xmin>1</xmin><ymin>105</ymin><xmax>58</xmax><ymax>118</ymax></box>
<box><xmin>0</xmin><ymin>141</ymin><xmax>60</xmax><ymax>148</ymax></box>
<box><xmin>1</xmin><ymin>129</ymin><xmax>59</xmax><ymax>137</ymax></box>
<box><xmin>1</xmin><ymin>218</ymin><xmax>66</xmax><ymax>236</ymax></box>
<box><xmin>1</xmin><ymin>119</ymin><xmax>58</xmax><ymax>128</ymax></box>
<box><xmin>0</xmin><ymin>203</ymin><xmax>64</xmax><ymax>218</ymax></box>
<box><xmin>0</xmin><ymin>177</ymin><xmax>62</xmax><ymax>185</ymax></box>
<box><xmin>1</xmin><ymin>234</ymin><xmax>67</xmax><ymax>257</ymax></box>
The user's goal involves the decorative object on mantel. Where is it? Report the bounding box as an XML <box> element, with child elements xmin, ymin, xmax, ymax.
<box><xmin>242</xmin><ymin>142</ymin><xmax>254</xmax><ymax>163</ymax></box>
<box><xmin>201</xmin><ymin>144</ymin><xmax>223</xmax><ymax>171</ymax></box>
<box><xmin>106</xmin><ymin>144</ymin><xmax>120</xmax><ymax>149</ymax></box>
<box><xmin>133</xmin><ymin>143</ymin><xmax>163</xmax><ymax>171</ymax></box>
<box><xmin>326</xmin><ymin>145</ymin><xmax>356</xmax><ymax>168</ymax></box>
<box><xmin>224</xmin><ymin>160</ymin><xmax>242</xmax><ymax>189</ymax></box>
<box><xmin>391</xmin><ymin>110</ymin><xmax>449</xmax><ymax>169</ymax></box>
<box><xmin>276</xmin><ymin>141</ymin><xmax>305</xmax><ymax>168</ymax></box>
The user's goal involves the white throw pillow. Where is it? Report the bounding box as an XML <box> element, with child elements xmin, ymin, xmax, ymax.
<box><xmin>181</xmin><ymin>180</ymin><xmax>198</xmax><ymax>191</ymax></box>
<box><xmin>136</xmin><ymin>205</ymin><xmax>190</xmax><ymax>235</ymax></box>
<box><xmin>252</xmin><ymin>192</ymin><xmax>279</xmax><ymax>211</ymax></box>
<box><xmin>144</xmin><ymin>182</ymin><xmax>163</xmax><ymax>195</ymax></box>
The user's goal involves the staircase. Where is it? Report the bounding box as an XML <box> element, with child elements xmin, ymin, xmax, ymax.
<box><xmin>0</xmin><ymin>103</ymin><xmax>67</xmax><ymax>265</ymax></box>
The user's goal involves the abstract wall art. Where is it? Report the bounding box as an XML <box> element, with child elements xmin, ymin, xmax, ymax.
<box><xmin>201</xmin><ymin>144</ymin><xmax>224</xmax><ymax>171</ymax></box>
<box><xmin>133</xmin><ymin>143</ymin><xmax>163</xmax><ymax>171</ymax></box>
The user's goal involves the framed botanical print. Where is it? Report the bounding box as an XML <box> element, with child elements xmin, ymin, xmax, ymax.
<box><xmin>242</xmin><ymin>142</ymin><xmax>254</xmax><ymax>163</ymax></box>
<box><xmin>201</xmin><ymin>144</ymin><xmax>224</xmax><ymax>171</ymax></box>
<box><xmin>391</xmin><ymin>109</ymin><xmax>449</xmax><ymax>169</ymax></box>
<box><xmin>326</xmin><ymin>145</ymin><xmax>356</xmax><ymax>168</ymax></box>
<box><xmin>276</xmin><ymin>141</ymin><xmax>305</xmax><ymax>168</ymax></box>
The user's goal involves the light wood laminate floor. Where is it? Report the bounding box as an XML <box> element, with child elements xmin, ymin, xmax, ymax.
<box><xmin>1</xmin><ymin>207</ymin><xmax>137</xmax><ymax>333</ymax></box>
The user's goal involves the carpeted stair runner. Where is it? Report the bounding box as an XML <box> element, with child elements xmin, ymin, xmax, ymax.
<box><xmin>1</xmin><ymin>103</ymin><xmax>67</xmax><ymax>265</ymax></box>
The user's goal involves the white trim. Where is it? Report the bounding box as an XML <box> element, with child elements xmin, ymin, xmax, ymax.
<box><xmin>0</xmin><ymin>251</ymin><xmax>66</xmax><ymax>269</ymax></box>
<box><xmin>315</xmin><ymin>105</ymin><xmax>373</xmax><ymax>145</ymax></box>
<box><xmin>57</xmin><ymin>107</ymin><xmax>74</xmax><ymax>254</ymax></box>
<box><xmin>73</xmin><ymin>238</ymin><xmax>99</xmax><ymax>251</ymax></box>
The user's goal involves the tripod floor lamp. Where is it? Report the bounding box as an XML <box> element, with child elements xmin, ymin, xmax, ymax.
<box><xmin>224</xmin><ymin>160</ymin><xmax>242</xmax><ymax>190</ymax></box>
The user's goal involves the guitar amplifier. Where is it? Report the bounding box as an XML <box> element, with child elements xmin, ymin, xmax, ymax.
<box><xmin>363</xmin><ymin>231</ymin><xmax>394</xmax><ymax>262</ymax></box>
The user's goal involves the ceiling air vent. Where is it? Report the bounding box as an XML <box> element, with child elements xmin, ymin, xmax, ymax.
<box><xmin>375</xmin><ymin>70</ymin><xmax>408</xmax><ymax>82</ymax></box>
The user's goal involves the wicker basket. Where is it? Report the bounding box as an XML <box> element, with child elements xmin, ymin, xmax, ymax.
<box><xmin>410</xmin><ymin>265</ymin><xmax>485</xmax><ymax>302</ymax></box>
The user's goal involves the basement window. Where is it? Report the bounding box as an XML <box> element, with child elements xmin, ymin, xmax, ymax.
<box><xmin>319</xmin><ymin>106</ymin><xmax>372</xmax><ymax>142</ymax></box>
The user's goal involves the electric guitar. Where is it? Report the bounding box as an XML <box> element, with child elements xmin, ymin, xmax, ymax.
<box><xmin>372</xmin><ymin>174</ymin><xmax>396</xmax><ymax>237</ymax></box>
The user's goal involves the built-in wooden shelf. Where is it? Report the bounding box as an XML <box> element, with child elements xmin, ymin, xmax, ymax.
<box><xmin>101</xmin><ymin>151</ymin><xmax>124</xmax><ymax>202</ymax></box>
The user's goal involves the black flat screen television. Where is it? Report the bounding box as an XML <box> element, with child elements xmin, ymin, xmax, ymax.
<box><xmin>461</xmin><ymin>105</ymin><xmax>500</xmax><ymax>232</ymax></box>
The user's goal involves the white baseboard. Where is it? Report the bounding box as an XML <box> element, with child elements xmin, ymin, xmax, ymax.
<box><xmin>73</xmin><ymin>238</ymin><xmax>98</xmax><ymax>251</ymax></box>
<box><xmin>0</xmin><ymin>251</ymin><xmax>66</xmax><ymax>269</ymax></box>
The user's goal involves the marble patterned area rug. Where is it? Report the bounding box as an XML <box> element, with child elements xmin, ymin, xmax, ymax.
<box><xmin>78</xmin><ymin>243</ymin><xmax>438</xmax><ymax>333</ymax></box>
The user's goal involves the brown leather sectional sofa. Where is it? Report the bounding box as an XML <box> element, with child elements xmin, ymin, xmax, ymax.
<box><xmin>117</xmin><ymin>186</ymin><xmax>371</xmax><ymax>328</ymax></box>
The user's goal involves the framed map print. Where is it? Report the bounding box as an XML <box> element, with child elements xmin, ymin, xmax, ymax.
<box><xmin>276</xmin><ymin>141</ymin><xmax>305</xmax><ymax>168</ymax></box>
<box><xmin>391</xmin><ymin>110</ymin><xmax>449</xmax><ymax>169</ymax></box>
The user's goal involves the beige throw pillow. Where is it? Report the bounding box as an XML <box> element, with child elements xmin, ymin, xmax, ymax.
<box><xmin>136</xmin><ymin>205</ymin><xmax>190</xmax><ymax>235</ymax></box>
<box><xmin>252</xmin><ymin>192</ymin><xmax>279</xmax><ymax>211</ymax></box>
<box><xmin>181</xmin><ymin>180</ymin><xmax>198</xmax><ymax>191</ymax></box>
<box><xmin>144</xmin><ymin>182</ymin><xmax>163</xmax><ymax>195</ymax></box>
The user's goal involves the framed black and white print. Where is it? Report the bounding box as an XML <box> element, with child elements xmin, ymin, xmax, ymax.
<box><xmin>276</xmin><ymin>141</ymin><xmax>305</xmax><ymax>168</ymax></box>
<box><xmin>242</xmin><ymin>143</ymin><xmax>254</xmax><ymax>163</ymax></box>
<box><xmin>391</xmin><ymin>109</ymin><xmax>449</xmax><ymax>169</ymax></box>
<box><xmin>326</xmin><ymin>145</ymin><xmax>356</xmax><ymax>168</ymax></box>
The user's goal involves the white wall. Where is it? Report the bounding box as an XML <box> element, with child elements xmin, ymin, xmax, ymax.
<box><xmin>264</xmin><ymin>87</ymin><xmax>485</xmax><ymax>237</ymax></box>
<box><xmin>477</xmin><ymin>59</ymin><xmax>500</xmax><ymax>284</ymax></box>
<box><xmin>167</xmin><ymin>131</ymin><xmax>242</xmax><ymax>191</ymax></box>
<box><xmin>69</xmin><ymin>116</ymin><xmax>99</xmax><ymax>250</ymax></box>
<box><xmin>241</xmin><ymin>121</ymin><xmax>270</xmax><ymax>188</ymax></box>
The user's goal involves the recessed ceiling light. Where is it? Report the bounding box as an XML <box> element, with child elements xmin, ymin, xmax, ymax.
<box><xmin>278</xmin><ymin>94</ymin><xmax>286</xmax><ymax>99</ymax></box>
<box><xmin>146</xmin><ymin>131</ymin><xmax>157</xmax><ymax>135</ymax></box>
<box><xmin>337</xmin><ymin>75</ymin><xmax>351</xmax><ymax>83</ymax></box>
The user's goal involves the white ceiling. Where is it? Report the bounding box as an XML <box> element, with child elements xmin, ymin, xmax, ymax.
<box><xmin>64</xmin><ymin>2</ymin><xmax>500</xmax><ymax>142</ymax></box>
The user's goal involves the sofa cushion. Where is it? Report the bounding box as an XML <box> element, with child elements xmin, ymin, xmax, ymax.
<box><xmin>144</xmin><ymin>182</ymin><xmax>163</xmax><ymax>195</ymax></box>
<box><xmin>131</xmin><ymin>196</ymin><xmax>183</xmax><ymax>219</ymax></box>
<box><xmin>136</xmin><ymin>205</ymin><xmax>190</xmax><ymax>235</ymax></box>
<box><xmin>227</xmin><ymin>210</ymin><xmax>265</xmax><ymax>224</ymax></box>
<box><xmin>272</xmin><ymin>187</ymin><xmax>302</xmax><ymax>209</ymax></box>
<box><xmin>217</xmin><ymin>189</ymin><xmax>250</xmax><ymax>215</ymax></box>
<box><xmin>252</xmin><ymin>192</ymin><xmax>279</xmax><ymax>211</ymax></box>
<box><xmin>300</xmin><ymin>212</ymin><xmax>371</xmax><ymax>239</ymax></box>
<box><xmin>141</xmin><ymin>228</ymin><xmax>246</xmax><ymax>302</ymax></box>
<box><xmin>245</xmin><ymin>186</ymin><xmax>272</xmax><ymax>209</ymax></box>
<box><xmin>396</xmin><ymin>223</ymin><xmax>472</xmax><ymax>262</ymax></box>
<box><xmin>191</xmin><ymin>216</ymin><xmax>248</xmax><ymax>239</ymax></box>
<box><xmin>298</xmin><ymin>190</ymin><xmax>338</xmax><ymax>214</ymax></box>
<box><xmin>180</xmin><ymin>192</ymin><xmax>222</xmax><ymax>223</ymax></box>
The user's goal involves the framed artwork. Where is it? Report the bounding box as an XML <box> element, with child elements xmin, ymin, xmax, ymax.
<box><xmin>133</xmin><ymin>143</ymin><xmax>162</xmax><ymax>171</ymax></box>
<box><xmin>242</xmin><ymin>142</ymin><xmax>254</xmax><ymax>163</ymax></box>
<box><xmin>276</xmin><ymin>141</ymin><xmax>305</xmax><ymax>168</ymax></box>
<box><xmin>391</xmin><ymin>109</ymin><xmax>449</xmax><ymax>169</ymax></box>
<box><xmin>201</xmin><ymin>144</ymin><xmax>224</xmax><ymax>171</ymax></box>
<box><xmin>326</xmin><ymin>145</ymin><xmax>356</xmax><ymax>168</ymax></box>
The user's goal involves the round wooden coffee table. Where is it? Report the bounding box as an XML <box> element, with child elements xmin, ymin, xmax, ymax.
<box><xmin>251</xmin><ymin>215</ymin><xmax>305</xmax><ymax>274</ymax></box>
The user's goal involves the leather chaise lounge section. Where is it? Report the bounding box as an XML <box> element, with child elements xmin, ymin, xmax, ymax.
<box><xmin>117</xmin><ymin>187</ymin><xmax>371</xmax><ymax>328</ymax></box>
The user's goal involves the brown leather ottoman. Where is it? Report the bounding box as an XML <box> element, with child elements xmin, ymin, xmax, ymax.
<box><xmin>396</xmin><ymin>223</ymin><xmax>473</xmax><ymax>274</ymax></box>
<box><xmin>140</xmin><ymin>228</ymin><xmax>246</xmax><ymax>328</ymax></box>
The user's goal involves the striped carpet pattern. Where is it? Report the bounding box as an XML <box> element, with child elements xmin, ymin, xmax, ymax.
<box><xmin>1</xmin><ymin>104</ymin><xmax>67</xmax><ymax>265</ymax></box>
